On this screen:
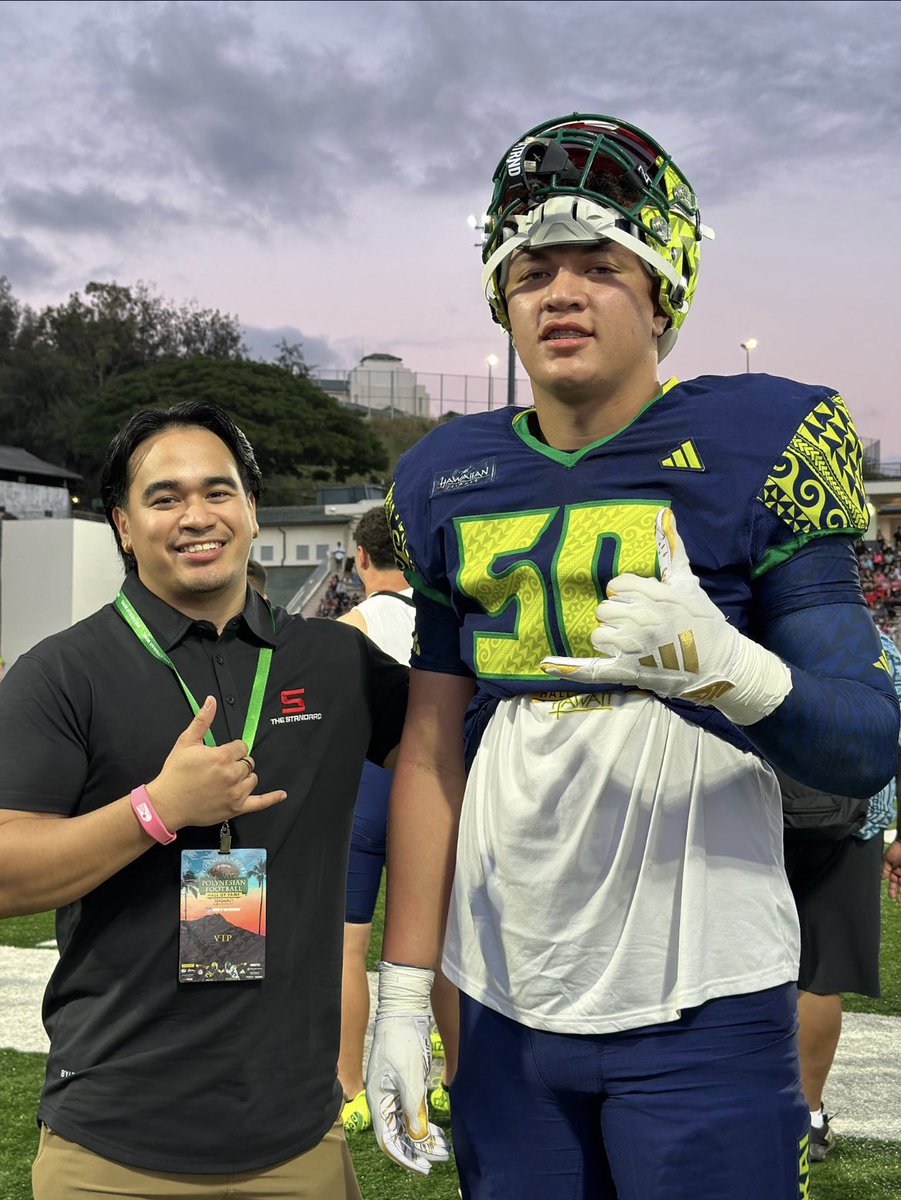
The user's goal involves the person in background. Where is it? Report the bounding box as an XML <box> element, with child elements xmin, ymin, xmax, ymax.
<box><xmin>337</xmin><ymin>503</ymin><xmax>459</xmax><ymax>1134</ymax></box>
<box><xmin>786</xmin><ymin>628</ymin><xmax>901</xmax><ymax>1160</ymax></box>
<box><xmin>247</xmin><ymin>555</ymin><xmax>268</xmax><ymax>598</ymax></box>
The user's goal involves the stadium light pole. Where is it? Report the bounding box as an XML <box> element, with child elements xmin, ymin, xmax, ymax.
<box><xmin>468</xmin><ymin>213</ymin><xmax>517</xmax><ymax>406</ymax></box>
<box><xmin>740</xmin><ymin>338</ymin><xmax>758</xmax><ymax>373</ymax></box>
<box><xmin>486</xmin><ymin>354</ymin><xmax>498</xmax><ymax>411</ymax></box>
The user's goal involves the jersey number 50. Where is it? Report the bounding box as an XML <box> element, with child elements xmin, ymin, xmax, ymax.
<box><xmin>455</xmin><ymin>499</ymin><xmax>666</xmax><ymax>680</ymax></box>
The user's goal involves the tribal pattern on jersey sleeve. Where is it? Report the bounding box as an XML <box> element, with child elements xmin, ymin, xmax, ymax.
<box><xmin>385</xmin><ymin>482</ymin><xmax>415</xmax><ymax>575</ymax></box>
<box><xmin>386</xmin><ymin>480</ymin><xmax>452</xmax><ymax>606</ymax></box>
<box><xmin>756</xmin><ymin>393</ymin><xmax>868</xmax><ymax>547</ymax></box>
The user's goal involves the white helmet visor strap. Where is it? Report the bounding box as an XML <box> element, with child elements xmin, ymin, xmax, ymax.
<box><xmin>481</xmin><ymin>196</ymin><xmax>683</xmax><ymax>298</ymax></box>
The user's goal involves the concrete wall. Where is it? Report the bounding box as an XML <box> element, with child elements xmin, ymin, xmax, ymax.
<box><xmin>0</xmin><ymin>480</ymin><xmax>71</xmax><ymax>519</ymax></box>
<box><xmin>0</xmin><ymin>520</ymin><xmax>123</xmax><ymax>668</ymax></box>
<box><xmin>255</xmin><ymin>519</ymin><xmax>355</xmax><ymax>568</ymax></box>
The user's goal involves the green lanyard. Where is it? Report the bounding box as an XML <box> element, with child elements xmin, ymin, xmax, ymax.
<box><xmin>114</xmin><ymin>591</ymin><xmax>272</xmax><ymax>754</ymax></box>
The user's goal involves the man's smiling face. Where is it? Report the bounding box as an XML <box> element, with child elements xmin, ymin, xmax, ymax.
<box><xmin>113</xmin><ymin>425</ymin><xmax>257</xmax><ymax>619</ymax></box>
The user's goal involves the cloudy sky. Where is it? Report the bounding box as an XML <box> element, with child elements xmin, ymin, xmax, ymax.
<box><xmin>2</xmin><ymin>0</ymin><xmax>899</xmax><ymax>456</ymax></box>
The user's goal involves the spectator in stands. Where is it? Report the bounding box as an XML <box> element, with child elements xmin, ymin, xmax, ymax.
<box><xmin>783</xmin><ymin>627</ymin><xmax>901</xmax><ymax>1162</ymax></box>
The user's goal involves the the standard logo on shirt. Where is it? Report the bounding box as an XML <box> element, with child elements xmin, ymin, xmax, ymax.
<box><xmin>430</xmin><ymin>456</ymin><xmax>497</xmax><ymax>497</ymax></box>
<box><xmin>270</xmin><ymin>686</ymin><xmax>322</xmax><ymax>724</ymax></box>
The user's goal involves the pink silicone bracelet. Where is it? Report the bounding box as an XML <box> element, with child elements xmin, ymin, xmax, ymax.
<box><xmin>130</xmin><ymin>785</ymin><xmax>177</xmax><ymax>845</ymax></box>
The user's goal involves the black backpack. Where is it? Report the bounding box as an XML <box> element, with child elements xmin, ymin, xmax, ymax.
<box><xmin>775</xmin><ymin>766</ymin><xmax>869</xmax><ymax>842</ymax></box>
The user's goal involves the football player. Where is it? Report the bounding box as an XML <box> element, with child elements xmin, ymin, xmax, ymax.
<box><xmin>365</xmin><ymin>114</ymin><xmax>900</xmax><ymax>1199</ymax></box>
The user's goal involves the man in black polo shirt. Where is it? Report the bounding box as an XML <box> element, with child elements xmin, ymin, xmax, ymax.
<box><xmin>0</xmin><ymin>401</ymin><xmax>407</xmax><ymax>1198</ymax></box>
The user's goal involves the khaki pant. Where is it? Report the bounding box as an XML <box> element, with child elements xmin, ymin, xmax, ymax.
<box><xmin>32</xmin><ymin>1120</ymin><xmax>362</xmax><ymax>1200</ymax></box>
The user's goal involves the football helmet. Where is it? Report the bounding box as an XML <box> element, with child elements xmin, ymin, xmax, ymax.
<box><xmin>481</xmin><ymin>114</ymin><xmax>714</xmax><ymax>360</ymax></box>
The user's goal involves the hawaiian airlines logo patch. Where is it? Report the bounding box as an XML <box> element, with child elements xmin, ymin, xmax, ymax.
<box><xmin>430</xmin><ymin>456</ymin><xmax>497</xmax><ymax>497</ymax></box>
<box><xmin>660</xmin><ymin>439</ymin><xmax>705</xmax><ymax>471</ymax></box>
<box><xmin>270</xmin><ymin>687</ymin><xmax>322</xmax><ymax>724</ymax></box>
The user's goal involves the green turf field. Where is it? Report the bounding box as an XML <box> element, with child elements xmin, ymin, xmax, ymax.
<box><xmin>2</xmin><ymin>900</ymin><xmax>900</xmax><ymax>1198</ymax></box>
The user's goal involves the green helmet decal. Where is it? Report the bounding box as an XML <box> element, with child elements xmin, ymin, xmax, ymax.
<box><xmin>481</xmin><ymin>114</ymin><xmax>714</xmax><ymax>360</ymax></box>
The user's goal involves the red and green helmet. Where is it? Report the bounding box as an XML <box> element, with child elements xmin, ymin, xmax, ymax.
<box><xmin>480</xmin><ymin>114</ymin><xmax>714</xmax><ymax>360</ymax></box>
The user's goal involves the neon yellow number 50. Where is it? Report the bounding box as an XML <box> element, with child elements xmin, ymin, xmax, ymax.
<box><xmin>456</xmin><ymin>500</ymin><xmax>663</xmax><ymax>679</ymax></box>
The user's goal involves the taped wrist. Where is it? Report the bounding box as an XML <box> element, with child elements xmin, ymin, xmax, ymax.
<box><xmin>711</xmin><ymin>632</ymin><xmax>792</xmax><ymax>726</ymax></box>
<box><xmin>376</xmin><ymin>961</ymin><xmax>435</xmax><ymax>1014</ymax></box>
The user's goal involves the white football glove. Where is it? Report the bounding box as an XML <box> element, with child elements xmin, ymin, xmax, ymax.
<box><xmin>365</xmin><ymin>962</ymin><xmax>450</xmax><ymax>1175</ymax></box>
<box><xmin>540</xmin><ymin>508</ymin><xmax>792</xmax><ymax>726</ymax></box>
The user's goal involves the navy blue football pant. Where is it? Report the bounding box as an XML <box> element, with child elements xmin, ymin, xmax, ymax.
<box><xmin>344</xmin><ymin>760</ymin><xmax>391</xmax><ymax>924</ymax></box>
<box><xmin>450</xmin><ymin>983</ymin><xmax>809</xmax><ymax>1200</ymax></box>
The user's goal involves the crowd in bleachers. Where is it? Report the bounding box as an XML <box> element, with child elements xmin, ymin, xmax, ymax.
<box><xmin>857</xmin><ymin>532</ymin><xmax>901</xmax><ymax>643</ymax></box>
<box><xmin>317</xmin><ymin>572</ymin><xmax>362</xmax><ymax>619</ymax></box>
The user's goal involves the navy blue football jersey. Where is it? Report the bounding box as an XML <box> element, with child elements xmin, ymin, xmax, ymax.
<box><xmin>388</xmin><ymin>374</ymin><xmax>868</xmax><ymax>710</ymax></box>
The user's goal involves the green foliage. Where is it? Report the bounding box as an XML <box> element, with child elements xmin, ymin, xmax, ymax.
<box><xmin>0</xmin><ymin>276</ymin><xmax>246</xmax><ymax>494</ymax></box>
<box><xmin>274</xmin><ymin>337</ymin><xmax>310</xmax><ymax>377</ymax></box>
<box><xmin>0</xmin><ymin>275</ymin><xmax>395</xmax><ymax>508</ymax></box>
<box><xmin>367</xmin><ymin>412</ymin><xmax>436</xmax><ymax>480</ymax></box>
<box><xmin>35</xmin><ymin>280</ymin><xmax>244</xmax><ymax>389</ymax></box>
<box><xmin>80</xmin><ymin>357</ymin><xmax>388</xmax><ymax>501</ymax></box>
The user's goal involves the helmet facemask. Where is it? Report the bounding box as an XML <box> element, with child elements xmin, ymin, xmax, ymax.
<box><xmin>481</xmin><ymin>115</ymin><xmax>714</xmax><ymax>361</ymax></box>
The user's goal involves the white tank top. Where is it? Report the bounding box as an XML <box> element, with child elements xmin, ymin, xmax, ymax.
<box><xmin>355</xmin><ymin>589</ymin><xmax>415</xmax><ymax>666</ymax></box>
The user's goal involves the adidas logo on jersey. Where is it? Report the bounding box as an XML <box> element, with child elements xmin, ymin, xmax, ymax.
<box><xmin>660</xmin><ymin>439</ymin><xmax>705</xmax><ymax>471</ymax></box>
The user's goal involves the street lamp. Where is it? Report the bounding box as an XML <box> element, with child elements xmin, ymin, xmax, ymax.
<box><xmin>468</xmin><ymin>214</ymin><xmax>517</xmax><ymax>406</ymax></box>
<box><xmin>486</xmin><ymin>354</ymin><xmax>499</xmax><ymax>410</ymax></box>
<box><xmin>740</xmin><ymin>338</ymin><xmax>758</xmax><ymax>373</ymax></box>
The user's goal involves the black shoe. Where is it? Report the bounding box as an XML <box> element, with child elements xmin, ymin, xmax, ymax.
<box><xmin>809</xmin><ymin>1109</ymin><xmax>836</xmax><ymax>1162</ymax></box>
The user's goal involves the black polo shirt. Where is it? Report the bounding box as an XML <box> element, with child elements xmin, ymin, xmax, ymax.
<box><xmin>0</xmin><ymin>571</ymin><xmax>408</xmax><ymax>1172</ymax></box>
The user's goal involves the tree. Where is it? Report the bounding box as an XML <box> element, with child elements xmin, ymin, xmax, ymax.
<box><xmin>0</xmin><ymin>276</ymin><xmax>21</xmax><ymax>354</ymax></box>
<box><xmin>80</xmin><ymin>357</ymin><xmax>388</xmax><ymax>501</ymax></box>
<box><xmin>0</xmin><ymin>276</ymin><xmax>246</xmax><ymax>482</ymax></box>
<box><xmin>274</xmin><ymin>338</ymin><xmax>310</xmax><ymax>377</ymax></box>
<box><xmin>35</xmin><ymin>281</ymin><xmax>244</xmax><ymax>389</ymax></box>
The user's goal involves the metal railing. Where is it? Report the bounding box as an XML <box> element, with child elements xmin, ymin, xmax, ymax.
<box><xmin>285</xmin><ymin>557</ymin><xmax>331</xmax><ymax>616</ymax></box>
<box><xmin>311</xmin><ymin>368</ymin><xmax>530</xmax><ymax>420</ymax></box>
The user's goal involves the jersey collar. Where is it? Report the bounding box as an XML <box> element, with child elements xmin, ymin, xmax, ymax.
<box><xmin>511</xmin><ymin>378</ymin><xmax>679</xmax><ymax>465</ymax></box>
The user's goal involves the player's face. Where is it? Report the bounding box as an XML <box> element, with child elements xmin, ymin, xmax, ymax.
<box><xmin>504</xmin><ymin>241</ymin><xmax>668</xmax><ymax>406</ymax></box>
<box><xmin>113</xmin><ymin>426</ymin><xmax>257</xmax><ymax>619</ymax></box>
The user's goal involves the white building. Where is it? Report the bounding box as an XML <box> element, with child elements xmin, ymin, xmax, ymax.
<box><xmin>0</xmin><ymin>445</ymin><xmax>80</xmax><ymax>519</ymax></box>
<box><xmin>252</xmin><ymin>485</ymin><xmax>389</xmax><ymax>610</ymax></box>
<box><xmin>317</xmin><ymin>354</ymin><xmax>432</xmax><ymax>418</ymax></box>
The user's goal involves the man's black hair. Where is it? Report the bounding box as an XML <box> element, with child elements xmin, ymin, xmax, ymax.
<box><xmin>353</xmin><ymin>503</ymin><xmax>396</xmax><ymax>571</ymax></box>
<box><xmin>100</xmin><ymin>401</ymin><xmax>263</xmax><ymax>572</ymax></box>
